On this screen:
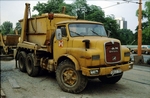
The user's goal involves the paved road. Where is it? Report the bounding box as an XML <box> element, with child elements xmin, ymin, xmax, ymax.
<box><xmin>1</xmin><ymin>60</ymin><xmax>150</xmax><ymax>98</ymax></box>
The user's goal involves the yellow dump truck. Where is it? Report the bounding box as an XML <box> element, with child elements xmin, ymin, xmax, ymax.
<box><xmin>14</xmin><ymin>3</ymin><xmax>133</xmax><ymax>93</ymax></box>
<box><xmin>0</xmin><ymin>31</ymin><xmax>19</xmax><ymax>58</ymax></box>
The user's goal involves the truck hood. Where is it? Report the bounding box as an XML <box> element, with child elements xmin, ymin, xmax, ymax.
<box><xmin>70</xmin><ymin>36</ymin><xmax>121</xmax><ymax>65</ymax></box>
<box><xmin>71</xmin><ymin>36</ymin><xmax>120</xmax><ymax>49</ymax></box>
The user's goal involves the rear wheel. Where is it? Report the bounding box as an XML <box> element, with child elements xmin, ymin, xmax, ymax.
<box><xmin>18</xmin><ymin>51</ymin><xmax>26</xmax><ymax>72</ymax></box>
<box><xmin>26</xmin><ymin>53</ymin><xmax>39</xmax><ymax>77</ymax></box>
<box><xmin>99</xmin><ymin>73</ymin><xmax>123</xmax><ymax>84</ymax></box>
<box><xmin>56</xmin><ymin>59</ymin><xmax>88</xmax><ymax>93</ymax></box>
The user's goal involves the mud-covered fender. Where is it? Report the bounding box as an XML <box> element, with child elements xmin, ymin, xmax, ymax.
<box><xmin>58</xmin><ymin>54</ymin><xmax>80</xmax><ymax>70</ymax></box>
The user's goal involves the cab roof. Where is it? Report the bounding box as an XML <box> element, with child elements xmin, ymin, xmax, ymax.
<box><xmin>56</xmin><ymin>20</ymin><xmax>103</xmax><ymax>25</ymax></box>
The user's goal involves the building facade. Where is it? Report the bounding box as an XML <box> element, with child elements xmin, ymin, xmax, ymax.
<box><xmin>115</xmin><ymin>17</ymin><xmax>127</xmax><ymax>29</ymax></box>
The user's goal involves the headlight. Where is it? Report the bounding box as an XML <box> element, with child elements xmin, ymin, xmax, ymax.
<box><xmin>124</xmin><ymin>52</ymin><xmax>130</xmax><ymax>57</ymax></box>
<box><xmin>89</xmin><ymin>69</ymin><xmax>99</xmax><ymax>75</ymax></box>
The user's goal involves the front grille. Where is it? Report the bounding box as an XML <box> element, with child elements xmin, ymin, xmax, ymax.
<box><xmin>104</xmin><ymin>41</ymin><xmax>121</xmax><ymax>63</ymax></box>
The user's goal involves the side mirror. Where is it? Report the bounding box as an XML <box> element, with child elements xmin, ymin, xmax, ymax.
<box><xmin>56</xmin><ymin>29</ymin><xmax>62</xmax><ymax>40</ymax></box>
<box><xmin>107</xmin><ymin>30</ymin><xmax>111</xmax><ymax>37</ymax></box>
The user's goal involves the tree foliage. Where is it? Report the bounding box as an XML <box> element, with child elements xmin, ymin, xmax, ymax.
<box><xmin>0</xmin><ymin>21</ymin><xmax>13</xmax><ymax>35</ymax></box>
<box><xmin>33</xmin><ymin>0</ymin><xmax>73</xmax><ymax>15</ymax></box>
<box><xmin>85</xmin><ymin>5</ymin><xmax>105</xmax><ymax>21</ymax></box>
<box><xmin>33</xmin><ymin>0</ymin><xmax>121</xmax><ymax>39</ymax></box>
<box><xmin>71</xmin><ymin>0</ymin><xmax>88</xmax><ymax>19</ymax></box>
<box><xmin>103</xmin><ymin>15</ymin><xmax>119</xmax><ymax>38</ymax></box>
<box><xmin>135</xmin><ymin>0</ymin><xmax>150</xmax><ymax>45</ymax></box>
<box><xmin>15</xmin><ymin>22</ymin><xmax>22</xmax><ymax>34</ymax></box>
<box><xmin>117</xmin><ymin>29</ymin><xmax>134</xmax><ymax>45</ymax></box>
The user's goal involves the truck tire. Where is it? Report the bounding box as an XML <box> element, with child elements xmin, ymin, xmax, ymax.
<box><xmin>26</xmin><ymin>53</ymin><xmax>39</xmax><ymax>77</ymax></box>
<box><xmin>56</xmin><ymin>59</ymin><xmax>88</xmax><ymax>93</ymax></box>
<box><xmin>18</xmin><ymin>51</ymin><xmax>26</xmax><ymax>72</ymax></box>
<box><xmin>99</xmin><ymin>73</ymin><xmax>123</xmax><ymax>84</ymax></box>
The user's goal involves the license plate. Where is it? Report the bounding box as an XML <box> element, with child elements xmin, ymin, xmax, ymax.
<box><xmin>110</xmin><ymin>69</ymin><xmax>122</xmax><ymax>75</ymax></box>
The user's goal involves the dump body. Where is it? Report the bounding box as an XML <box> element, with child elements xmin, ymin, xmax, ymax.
<box><xmin>18</xmin><ymin>13</ymin><xmax>76</xmax><ymax>52</ymax></box>
<box><xmin>0</xmin><ymin>33</ymin><xmax>19</xmax><ymax>56</ymax></box>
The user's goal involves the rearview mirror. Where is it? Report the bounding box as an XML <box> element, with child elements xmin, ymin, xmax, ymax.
<box><xmin>107</xmin><ymin>30</ymin><xmax>111</xmax><ymax>37</ymax></box>
<box><xmin>56</xmin><ymin>29</ymin><xmax>62</xmax><ymax>40</ymax></box>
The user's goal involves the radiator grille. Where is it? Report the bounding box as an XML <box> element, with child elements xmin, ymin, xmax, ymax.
<box><xmin>105</xmin><ymin>41</ymin><xmax>121</xmax><ymax>63</ymax></box>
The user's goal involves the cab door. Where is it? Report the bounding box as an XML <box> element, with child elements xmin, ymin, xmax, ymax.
<box><xmin>53</xmin><ymin>26</ymin><xmax>68</xmax><ymax>62</ymax></box>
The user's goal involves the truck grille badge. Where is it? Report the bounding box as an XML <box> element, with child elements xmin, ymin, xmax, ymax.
<box><xmin>112</xmin><ymin>56</ymin><xmax>116</xmax><ymax>61</ymax></box>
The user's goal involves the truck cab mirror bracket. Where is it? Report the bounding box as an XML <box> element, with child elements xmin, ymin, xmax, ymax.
<box><xmin>107</xmin><ymin>30</ymin><xmax>111</xmax><ymax>37</ymax></box>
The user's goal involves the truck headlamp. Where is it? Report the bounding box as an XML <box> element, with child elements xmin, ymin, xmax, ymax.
<box><xmin>90</xmin><ymin>69</ymin><xmax>99</xmax><ymax>75</ymax></box>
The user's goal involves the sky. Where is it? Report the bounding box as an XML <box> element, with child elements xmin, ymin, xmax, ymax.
<box><xmin>0</xmin><ymin>0</ymin><xmax>147</xmax><ymax>33</ymax></box>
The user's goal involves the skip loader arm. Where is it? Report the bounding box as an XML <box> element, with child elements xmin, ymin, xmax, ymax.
<box><xmin>19</xmin><ymin>3</ymin><xmax>30</xmax><ymax>43</ymax></box>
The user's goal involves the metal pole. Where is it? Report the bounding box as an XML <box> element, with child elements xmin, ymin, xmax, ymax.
<box><xmin>137</xmin><ymin>0</ymin><xmax>142</xmax><ymax>56</ymax></box>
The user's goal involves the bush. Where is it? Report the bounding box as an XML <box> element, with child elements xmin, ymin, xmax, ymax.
<box><xmin>147</xmin><ymin>58</ymin><xmax>150</xmax><ymax>65</ymax></box>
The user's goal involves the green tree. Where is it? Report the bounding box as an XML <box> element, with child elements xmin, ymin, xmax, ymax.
<box><xmin>0</xmin><ymin>21</ymin><xmax>13</xmax><ymax>35</ymax></box>
<box><xmin>15</xmin><ymin>22</ymin><xmax>22</xmax><ymax>34</ymax></box>
<box><xmin>33</xmin><ymin>0</ymin><xmax>75</xmax><ymax>16</ymax></box>
<box><xmin>85</xmin><ymin>5</ymin><xmax>105</xmax><ymax>21</ymax></box>
<box><xmin>103</xmin><ymin>15</ymin><xmax>119</xmax><ymax>39</ymax></box>
<box><xmin>32</xmin><ymin>0</ymin><xmax>120</xmax><ymax>40</ymax></box>
<box><xmin>135</xmin><ymin>0</ymin><xmax>150</xmax><ymax>45</ymax></box>
<box><xmin>71</xmin><ymin>0</ymin><xmax>88</xmax><ymax>19</ymax></box>
<box><xmin>33</xmin><ymin>0</ymin><xmax>70</xmax><ymax>15</ymax></box>
<box><xmin>117</xmin><ymin>29</ymin><xmax>134</xmax><ymax>45</ymax></box>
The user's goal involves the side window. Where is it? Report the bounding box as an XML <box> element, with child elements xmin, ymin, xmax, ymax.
<box><xmin>61</xmin><ymin>27</ymin><xmax>67</xmax><ymax>37</ymax></box>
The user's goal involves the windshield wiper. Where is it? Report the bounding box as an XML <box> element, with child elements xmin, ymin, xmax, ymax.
<box><xmin>91</xmin><ymin>30</ymin><xmax>102</xmax><ymax>37</ymax></box>
<box><xmin>70</xmin><ymin>31</ymin><xmax>82</xmax><ymax>36</ymax></box>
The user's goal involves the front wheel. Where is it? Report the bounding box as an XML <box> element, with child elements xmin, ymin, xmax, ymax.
<box><xmin>99</xmin><ymin>73</ymin><xmax>123</xmax><ymax>84</ymax></box>
<box><xmin>56</xmin><ymin>59</ymin><xmax>88</xmax><ymax>93</ymax></box>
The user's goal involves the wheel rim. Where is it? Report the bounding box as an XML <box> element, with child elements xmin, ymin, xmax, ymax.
<box><xmin>61</xmin><ymin>68</ymin><xmax>78</xmax><ymax>87</ymax></box>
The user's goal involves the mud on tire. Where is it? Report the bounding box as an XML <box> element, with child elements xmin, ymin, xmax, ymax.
<box><xmin>56</xmin><ymin>59</ymin><xmax>88</xmax><ymax>93</ymax></box>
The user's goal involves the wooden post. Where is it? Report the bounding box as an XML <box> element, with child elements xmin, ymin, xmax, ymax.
<box><xmin>138</xmin><ymin>0</ymin><xmax>142</xmax><ymax>56</ymax></box>
<box><xmin>134</xmin><ymin>0</ymin><xmax>144</xmax><ymax>65</ymax></box>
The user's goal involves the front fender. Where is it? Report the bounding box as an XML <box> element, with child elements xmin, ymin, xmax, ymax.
<box><xmin>58</xmin><ymin>54</ymin><xmax>80</xmax><ymax>70</ymax></box>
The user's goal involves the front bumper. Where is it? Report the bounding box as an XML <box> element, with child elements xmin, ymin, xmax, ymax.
<box><xmin>81</xmin><ymin>62</ymin><xmax>133</xmax><ymax>76</ymax></box>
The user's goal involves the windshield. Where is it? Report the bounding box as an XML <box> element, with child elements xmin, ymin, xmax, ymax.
<box><xmin>69</xmin><ymin>23</ymin><xmax>107</xmax><ymax>37</ymax></box>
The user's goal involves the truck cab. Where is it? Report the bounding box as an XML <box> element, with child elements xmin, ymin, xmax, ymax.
<box><xmin>54</xmin><ymin>20</ymin><xmax>132</xmax><ymax>76</ymax></box>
